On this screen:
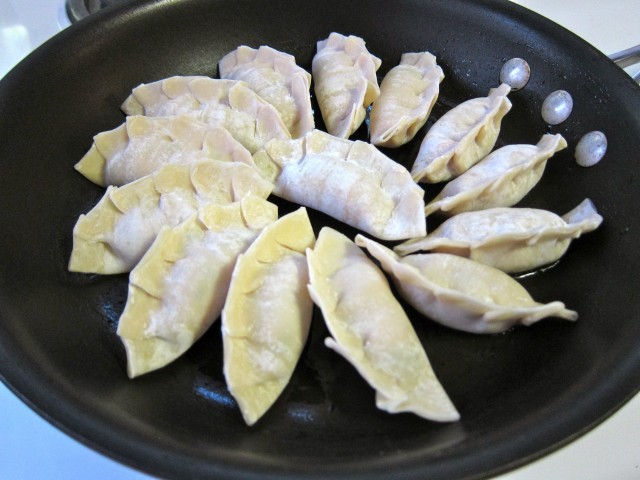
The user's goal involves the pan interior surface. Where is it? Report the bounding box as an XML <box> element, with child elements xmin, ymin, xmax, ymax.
<box><xmin>0</xmin><ymin>0</ymin><xmax>639</xmax><ymax>479</ymax></box>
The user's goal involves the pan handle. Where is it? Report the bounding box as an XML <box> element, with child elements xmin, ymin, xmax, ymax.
<box><xmin>609</xmin><ymin>44</ymin><xmax>640</xmax><ymax>82</ymax></box>
<box><xmin>609</xmin><ymin>44</ymin><xmax>640</xmax><ymax>68</ymax></box>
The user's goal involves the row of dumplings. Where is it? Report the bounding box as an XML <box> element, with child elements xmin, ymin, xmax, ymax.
<box><xmin>118</xmin><ymin>203</ymin><xmax>464</xmax><ymax>425</ymax></box>
<box><xmin>68</xmin><ymin>32</ymin><xmax>602</xmax><ymax>424</ymax></box>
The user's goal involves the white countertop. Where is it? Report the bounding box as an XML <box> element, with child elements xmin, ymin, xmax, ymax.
<box><xmin>1</xmin><ymin>1</ymin><xmax>639</xmax><ymax>479</ymax></box>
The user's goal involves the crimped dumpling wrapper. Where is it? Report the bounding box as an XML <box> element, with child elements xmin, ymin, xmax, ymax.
<box><xmin>222</xmin><ymin>207</ymin><xmax>315</xmax><ymax>426</ymax></box>
<box><xmin>307</xmin><ymin>227</ymin><xmax>459</xmax><ymax>422</ymax></box>
<box><xmin>397</xmin><ymin>199</ymin><xmax>602</xmax><ymax>273</ymax></box>
<box><xmin>253</xmin><ymin>129</ymin><xmax>426</xmax><ymax>240</ymax></box>
<box><xmin>69</xmin><ymin>160</ymin><xmax>273</xmax><ymax>274</ymax></box>
<box><xmin>312</xmin><ymin>32</ymin><xmax>381</xmax><ymax>138</ymax></box>
<box><xmin>219</xmin><ymin>45</ymin><xmax>314</xmax><ymax>138</ymax></box>
<box><xmin>117</xmin><ymin>195</ymin><xmax>278</xmax><ymax>378</ymax></box>
<box><xmin>75</xmin><ymin>115</ymin><xmax>256</xmax><ymax>187</ymax></box>
<box><xmin>121</xmin><ymin>76</ymin><xmax>290</xmax><ymax>154</ymax></box>
<box><xmin>370</xmin><ymin>52</ymin><xmax>444</xmax><ymax>148</ymax></box>
<box><xmin>411</xmin><ymin>83</ymin><xmax>512</xmax><ymax>183</ymax></box>
<box><xmin>356</xmin><ymin>235</ymin><xmax>578</xmax><ymax>334</ymax></box>
<box><xmin>426</xmin><ymin>133</ymin><xmax>567</xmax><ymax>216</ymax></box>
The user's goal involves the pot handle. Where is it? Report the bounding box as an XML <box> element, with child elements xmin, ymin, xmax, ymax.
<box><xmin>609</xmin><ymin>44</ymin><xmax>640</xmax><ymax>81</ymax></box>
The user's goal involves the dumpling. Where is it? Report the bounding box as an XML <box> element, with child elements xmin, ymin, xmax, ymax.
<box><xmin>74</xmin><ymin>115</ymin><xmax>256</xmax><ymax>187</ymax></box>
<box><xmin>355</xmin><ymin>235</ymin><xmax>578</xmax><ymax>334</ymax></box>
<box><xmin>369</xmin><ymin>52</ymin><xmax>444</xmax><ymax>148</ymax></box>
<box><xmin>120</xmin><ymin>75</ymin><xmax>206</xmax><ymax>115</ymax></box>
<box><xmin>253</xmin><ymin>129</ymin><xmax>426</xmax><ymax>240</ymax></box>
<box><xmin>222</xmin><ymin>207</ymin><xmax>315</xmax><ymax>426</ymax></box>
<box><xmin>120</xmin><ymin>76</ymin><xmax>290</xmax><ymax>154</ymax></box>
<box><xmin>396</xmin><ymin>199</ymin><xmax>603</xmax><ymax>273</ymax></box>
<box><xmin>411</xmin><ymin>83</ymin><xmax>512</xmax><ymax>183</ymax></box>
<box><xmin>68</xmin><ymin>160</ymin><xmax>273</xmax><ymax>274</ymax></box>
<box><xmin>312</xmin><ymin>32</ymin><xmax>381</xmax><ymax>138</ymax></box>
<box><xmin>117</xmin><ymin>195</ymin><xmax>278</xmax><ymax>378</ymax></box>
<box><xmin>425</xmin><ymin>133</ymin><xmax>567</xmax><ymax>216</ymax></box>
<box><xmin>307</xmin><ymin>227</ymin><xmax>459</xmax><ymax>422</ymax></box>
<box><xmin>219</xmin><ymin>45</ymin><xmax>314</xmax><ymax>138</ymax></box>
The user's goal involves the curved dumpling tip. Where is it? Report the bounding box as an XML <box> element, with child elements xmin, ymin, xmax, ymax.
<box><xmin>308</xmin><ymin>227</ymin><xmax>459</xmax><ymax>422</ymax></box>
<box><xmin>398</xmin><ymin>198</ymin><xmax>602</xmax><ymax>273</ymax></box>
<box><xmin>74</xmin><ymin>122</ymin><xmax>127</xmax><ymax>186</ymax></box>
<box><xmin>312</xmin><ymin>32</ymin><xmax>381</xmax><ymax>139</ymax></box>
<box><xmin>561</xmin><ymin>198</ymin><xmax>603</xmax><ymax>225</ymax></box>
<box><xmin>219</xmin><ymin>45</ymin><xmax>314</xmax><ymax>138</ymax></box>
<box><xmin>222</xmin><ymin>207</ymin><xmax>315</xmax><ymax>425</ymax></box>
<box><xmin>355</xmin><ymin>234</ymin><xmax>578</xmax><ymax>334</ymax></box>
<box><xmin>411</xmin><ymin>83</ymin><xmax>512</xmax><ymax>184</ymax></box>
<box><xmin>370</xmin><ymin>52</ymin><xmax>444</xmax><ymax>148</ymax></box>
<box><xmin>425</xmin><ymin>133</ymin><xmax>567</xmax><ymax>217</ymax></box>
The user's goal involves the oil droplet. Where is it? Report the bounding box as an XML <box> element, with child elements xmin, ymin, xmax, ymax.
<box><xmin>541</xmin><ymin>90</ymin><xmax>573</xmax><ymax>125</ymax></box>
<box><xmin>575</xmin><ymin>131</ymin><xmax>607</xmax><ymax>167</ymax></box>
<box><xmin>499</xmin><ymin>58</ymin><xmax>530</xmax><ymax>91</ymax></box>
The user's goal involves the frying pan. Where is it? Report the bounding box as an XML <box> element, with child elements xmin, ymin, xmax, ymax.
<box><xmin>1</xmin><ymin>0</ymin><xmax>639</xmax><ymax>479</ymax></box>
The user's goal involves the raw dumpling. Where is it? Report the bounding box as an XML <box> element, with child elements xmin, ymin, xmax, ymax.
<box><xmin>425</xmin><ymin>133</ymin><xmax>567</xmax><ymax>216</ymax></box>
<box><xmin>68</xmin><ymin>160</ymin><xmax>273</xmax><ymax>274</ymax></box>
<box><xmin>369</xmin><ymin>52</ymin><xmax>444</xmax><ymax>148</ymax></box>
<box><xmin>121</xmin><ymin>76</ymin><xmax>290</xmax><ymax>154</ymax></box>
<box><xmin>117</xmin><ymin>195</ymin><xmax>278</xmax><ymax>378</ymax></box>
<box><xmin>222</xmin><ymin>207</ymin><xmax>315</xmax><ymax>426</ymax></box>
<box><xmin>253</xmin><ymin>129</ymin><xmax>426</xmax><ymax>240</ymax></box>
<box><xmin>396</xmin><ymin>199</ymin><xmax>602</xmax><ymax>273</ymax></box>
<box><xmin>411</xmin><ymin>83</ymin><xmax>512</xmax><ymax>183</ymax></box>
<box><xmin>219</xmin><ymin>45</ymin><xmax>314</xmax><ymax>138</ymax></box>
<box><xmin>74</xmin><ymin>115</ymin><xmax>256</xmax><ymax>187</ymax></box>
<box><xmin>121</xmin><ymin>75</ymin><xmax>205</xmax><ymax>115</ymax></box>
<box><xmin>312</xmin><ymin>32</ymin><xmax>381</xmax><ymax>138</ymax></box>
<box><xmin>356</xmin><ymin>235</ymin><xmax>578</xmax><ymax>334</ymax></box>
<box><xmin>307</xmin><ymin>227</ymin><xmax>459</xmax><ymax>422</ymax></box>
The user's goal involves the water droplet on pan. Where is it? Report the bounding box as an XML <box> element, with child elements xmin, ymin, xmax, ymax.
<box><xmin>575</xmin><ymin>131</ymin><xmax>607</xmax><ymax>167</ymax></box>
<box><xmin>499</xmin><ymin>58</ymin><xmax>530</xmax><ymax>91</ymax></box>
<box><xmin>542</xmin><ymin>90</ymin><xmax>573</xmax><ymax>125</ymax></box>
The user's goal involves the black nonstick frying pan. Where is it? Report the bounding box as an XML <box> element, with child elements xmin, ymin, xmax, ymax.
<box><xmin>1</xmin><ymin>1</ymin><xmax>639</xmax><ymax>479</ymax></box>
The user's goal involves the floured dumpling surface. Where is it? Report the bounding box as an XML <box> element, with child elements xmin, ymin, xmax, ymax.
<box><xmin>411</xmin><ymin>83</ymin><xmax>512</xmax><ymax>183</ymax></box>
<box><xmin>307</xmin><ymin>227</ymin><xmax>459</xmax><ymax>422</ymax></box>
<box><xmin>356</xmin><ymin>235</ymin><xmax>578</xmax><ymax>334</ymax></box>
<box><xmin>254</xmin><ymin>129</ymin><xmax>426</xmax><ymax>240</ymax></box>
<box><xmin>397</xmin><ymin>199</ymin><xmax>602</xmax><ymax>273</ymax></box>
<box><xmin>222</xmin><ymin>207</ymin><xmax>315</xmax><ymax>425</ymax></box>
<box><xmin>121</xmin><ymin>76</ymin><xmax>290</xmax><ymax>153</ymax></box>
<box><xmin>219</xmin><ymin>45</ymin><xmax>314</xmax><ymax>138</ymax></box>
<box><xmin>369</xmin><ymin>52</ymin><xmax>444</xmax><ymax>148</ymax></box>
<box><xmin>312</xmin><ymin>32</ymin><xmax>381</xmax><ymax>138</ymax></box>
<box><xmin>426</xmin><ymin>133</ymin><xmax>567</xmax><ymax>216</ymax></box>
<box><xmin>117</xmin><ymin>196</ymin><xmax>278</xmax><ymax>378</ymax></box>
<box><xmin>75</xmin><ymin>115</ymin><xmax>256</xmax><ymax>187</ymax></box>
<box><xmin>68</xmin><ymin>160</ymin><xmax>273</xmax><ymax>274</ymax></box>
